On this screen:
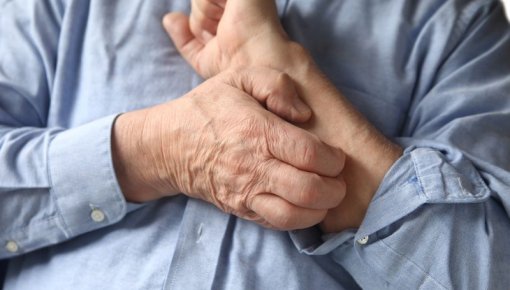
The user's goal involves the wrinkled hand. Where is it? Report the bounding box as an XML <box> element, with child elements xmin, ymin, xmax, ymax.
<box><xmin>163</xmin><ymin>0</ymin><xmax>404</xmax><ymax>233</ymax></box>
<box><xmin>113</xmin><ymin>67</ymin><xmax>346</xmax><ymax>230</ymax></box>
<box><xmin>163</xmin><ymin>0</ymin><xmax>303</xmax><ymax>78</ymax></box>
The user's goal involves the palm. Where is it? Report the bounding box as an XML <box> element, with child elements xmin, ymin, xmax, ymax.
<box><xmin>165</xmin><ymin>0</ymin><xmax>288</xmax><ymax>78</ymax></box>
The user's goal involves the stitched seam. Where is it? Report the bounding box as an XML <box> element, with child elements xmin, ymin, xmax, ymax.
<box><xmin>379</xmin><ymin>238</ymin><xmax>449</xmax><ymax>289</ymax></box>
<box><xmin>1</xmin><ymin>214</ymin><xmax>60</xmax><ymax>237</ymax></box>
<box><xmin>411</xmin><ymin>152</ymin><xmax>427</xmax><ymax>200</ymax></box>
<box><xmin>104</xmin><ymin>115</ymin><xmax>127</xmax><ymax>221</ymax></box>
<box><xmin>47</xmin><ymin>133</ymin><xmax>71</xmax><ymax>238</ymax></box>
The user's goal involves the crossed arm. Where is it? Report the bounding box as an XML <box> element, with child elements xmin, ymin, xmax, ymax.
<box><xmin>112</xmin><ymin>0</ymin><xmax>403</xmax><ymax>233</ymax></box>
<box><xmin>2</xmin><ymin>0</ymin><xmax>510</xmax><ymax>287</ymax></box>
<box><xmin>162</xmin><ymin>0</ymin><xmax>403</xmax><ymax>232</ymax></box>
<box><xmin>158</xmin><ymin>1</ymin><xmax>510</xmax><ymax>288</ymax></box>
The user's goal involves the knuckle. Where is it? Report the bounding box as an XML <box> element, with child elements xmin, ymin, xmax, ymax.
<box><xmin>192</xmin><ymin>4</ymin><xmax>214</xmax><ymax>27</ymax></box>
<box><xmin>301</xmin><ymin>139</ymin><xmax>319</xmax><ymax>167</ymax></box>
<box><xmin>238</xmin><ymin>114</ymin><xmax>264</xmax><ymax>138</ymax></box>
<box><xmin>219</xmin><ymin>68</ymin><xmax>242</xmax><ymax>85</ymax></box>
<box><xmin>275</xmin><ymin>71</ymin><xmax>293</xmax><ymax>89</ymax></box>
<box><xmin>198</xmin><ymin>15</ymin><xmax>211</xmax><ymax>28</ymax></box>
<box><xmin>242</xmin><ymin>167</ymin><xmax>266</xmax><ymax>197</ymax></box>
<box><xmin>269</xmin><ymin>72</ymin><xmax>293</xmax><ymax>98</ymax></box>
<box><xmin>297</xmin><ymin>174</ymin><xmax>321</xmax><ymax>206</ymax></box>
<box><xmin>264</xmin><ymin>119</ymin><xmax>285</xmax><ymax>149</ymax></box>
<box><xmin>203</xmin><ymin>2</ymin><xmax>222</xmax><ymax>19</ymax></box>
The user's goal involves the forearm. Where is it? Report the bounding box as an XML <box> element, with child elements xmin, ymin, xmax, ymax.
<box><xmin>271</xmin><ymin>43</ymin><xmax>403</xmax><ymax>231</ymax></box>
<box><xmin>292</xmin><ymin>145</ymin><xmax>510</xmax><ymax>289</ymax></box>
<box><xmin>164</xmin><ymin>0</ymin><xmax>402</xmax><ymax>231</ymax></box>
<box><xmin>0</xmin><ymin>117</ymin><xmax>128</xmax><ymax>258</ymax></box>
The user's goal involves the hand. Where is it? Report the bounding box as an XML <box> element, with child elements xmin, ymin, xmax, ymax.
<box><xmin>164</xmin><ymin>0</ymin><xmax>403</xmax><ymax>233</ymax></box>
<box><xmin>163</xmin><ymin>0</ymin><xmax>303</xmax><ymax>78</ymax></box>
<box><xmin>112</xmin><ymin>67</ymin><xmax>346</xmax><ymax>230</ymax></box>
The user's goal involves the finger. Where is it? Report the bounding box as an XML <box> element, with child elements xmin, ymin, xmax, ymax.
<box><xmin>265</xmin><ymin>160</ymin><xmax>346</xmax><ymax>209</ymax></box>
<box><xmin>230</xmin><ymin>67</ymin><xmax>311</xmax><ymax>123</ymax></box>
<box><xmin>210</xmin><ymin>0</ymin><xmax>226</xmax><ymax>9</ymax></box>
<box><xmin>191</xmin><ymin>0</ymin><xmax>218</xmax><ymax>43</ymax></box>
<box><xmin>162</xmin><ymin>13</ymin><xmax>205</xmax><ymax>71</ymax></box>
<box><xmin>264</xmin><ymin>72</ymin><xmax>311</xmax><ymax>123</ymax></box>
<box><xmin>266</xmin><ymin>122</ymin><xmax>346</xmax><ymax>177</ymax></box>
<box><xmin>249</xmin><ymin>193</ymin><xmax>328</xmax><ymax>230</ymax></box>
<box><xmin>195</xmin><ymin>0</ymin><xmax>224</xmax><ymax>21</ymax></box>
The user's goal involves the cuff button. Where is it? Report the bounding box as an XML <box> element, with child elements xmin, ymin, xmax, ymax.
<box><xmin>357</xmin><ymin>236</ymin><xmax>369</xmax><ymax>245</ymax></box>
<box><xmin>5</xmin><ymin>240</ymin><xmax>19</xmax><ymax>253</ymax></box>
<box><xmin>90</xmin><ymin>208</ymin><xmax>106</xmax><ymax>223</ymax></box>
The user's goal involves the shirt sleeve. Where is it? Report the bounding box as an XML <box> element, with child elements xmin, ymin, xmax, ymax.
<box><xmin>0</xmin><ymin>0</ymin><xmax>131</xmax><ymax>259</ymax></box>
<box><xmin>290</xmin><ymin>1</ymin><xmax>510</xmax><ymax>289</ymax></box>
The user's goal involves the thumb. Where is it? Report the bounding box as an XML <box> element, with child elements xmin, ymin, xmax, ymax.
<box><xmin>162</xmin><ymin>12</ymin><xmax>205</xmax><ymax>74</ymax></box>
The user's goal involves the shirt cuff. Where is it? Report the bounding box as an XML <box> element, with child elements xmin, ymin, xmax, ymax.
<box><xmin>48</xmin><ymin>114</ymin><xmax>127</xmax><ymax>238</ymax></box>
<box><xmin>290</xmin><ymin>146</ymin><xmax>491</xmax><ymax>255</ymax></box>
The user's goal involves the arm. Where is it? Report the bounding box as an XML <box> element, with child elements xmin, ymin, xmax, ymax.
<box><xmin>165</xmin><ymin>0</ymin><xmax>510</xmax><ymax>288</ymax></box>
<box><xmin>0</xmin><ymin>1</ymin><xmax>345</xmax><ymax>259</ymax></box>
<box><xmin>164</xmin><ymin>0</ymin><xmax>402</xmax><ymax>232</ymax></box>
<box><xmin>332</xmin><ymin>2</ymin><xmax>510</xmax><ymax>288</ymax></box>
<box><xmin>0</xmin><ymin>0</ymin><xmax>128</xmax><ymax>259</ymax></box>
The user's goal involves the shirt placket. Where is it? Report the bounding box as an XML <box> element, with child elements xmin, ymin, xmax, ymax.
<box><xmin>164</xmin><ymin>198</ymin><xmax>231</xmax><ymax>290</ymax></box>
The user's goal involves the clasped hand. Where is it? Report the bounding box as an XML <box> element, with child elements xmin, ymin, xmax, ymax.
<box><xmin>113</xmin><ymin>67</ymin><xmax>346</xmax><ymax>230</ymax></box>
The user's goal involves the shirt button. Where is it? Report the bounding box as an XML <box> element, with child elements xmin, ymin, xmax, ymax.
<box><xmin>5</xmin><ymin>240</ymin><xmax>19</xmax><ymax>253</ymax></box>
<box><xmin>90</xmin><ymin>209</ymin><xmax>105</xmax><ymax>222</ymax></box>
<box><xmin>357</xmin><ymin>236</ymin><xmax>369</xmax><ymax>245</ymax></box>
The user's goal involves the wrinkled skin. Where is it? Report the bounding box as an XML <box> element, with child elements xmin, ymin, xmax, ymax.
<box><xmin>113</xmin><ymin>67</ymin><xmax>346</xmax><ymax>230</ymax></box>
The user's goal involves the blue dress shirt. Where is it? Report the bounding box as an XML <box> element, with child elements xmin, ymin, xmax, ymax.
<box><xmin>1</xmin><ymin>0</ymin><xmax>510</xmax><ymax>289</ymax></box>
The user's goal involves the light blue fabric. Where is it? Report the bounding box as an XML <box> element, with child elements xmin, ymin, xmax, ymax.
<box><xmin>1</xmin><ymin>0</ymin><xmax>510</xmax><ymax>289</ymax></box>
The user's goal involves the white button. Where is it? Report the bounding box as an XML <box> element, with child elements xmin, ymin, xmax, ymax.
<box><xmin>5</xmin><ymin>241</ymin><xmax>19</xmax><ymax>253</ymax></box>
<box><xmin>90</xmin><ymin>209</ymin><xmax>105</xmax><ymax>222</ymax></box>
<box><xmin>357</xmin><ymin>236</ymin><xmax>369</xmax><ymax>245</ymax></box>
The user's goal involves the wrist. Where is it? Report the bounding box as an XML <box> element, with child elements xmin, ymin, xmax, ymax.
<box><xmin>111</xmin><ymin>108</ymin><xmax>180</xmax><ymax>203</ymax></box>
<box><xmin>320</xmin><ymin>140</ymin><xmax>402</xmax><ymax>233</ymax></box>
